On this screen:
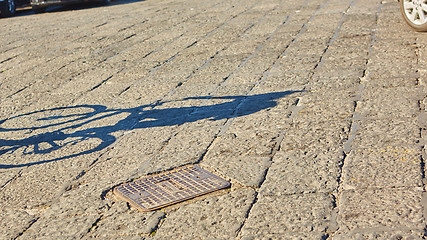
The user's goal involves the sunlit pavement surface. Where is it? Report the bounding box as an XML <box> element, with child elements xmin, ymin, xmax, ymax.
<box><xmin>1</xmin><ymin>0</ymin><xmax>427</xmax><ymax>238</ymax></box>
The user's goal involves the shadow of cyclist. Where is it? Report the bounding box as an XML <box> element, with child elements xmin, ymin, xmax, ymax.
<box><xmin>0</xmin><ymin>91</ymin><xmax>299</xmax><ymax>169</ymax></box>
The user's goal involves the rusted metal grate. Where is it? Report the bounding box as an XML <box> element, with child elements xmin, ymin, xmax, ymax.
<box><xmin>113</xmin><ymin>165</ymin><xmax>230</xmax><ymax>212</ymax></box>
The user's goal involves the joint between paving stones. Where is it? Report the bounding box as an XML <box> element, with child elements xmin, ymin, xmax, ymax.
<box><xmin>86</xmin><ymin>215</ymin><xmax>103</xmax><ymax>235</ymax></box>
<box><xmin>415</xmin><ymin>36</ymin><xmax>427</xmax><ymax>237</ymax></box>
<box><xmin>0</xmin><ymin>169</ymin><xmax>23</xmax><ymax>192</ymax></box>
<box><xmin>313</xmin><ymin>0</ymin><xmax>354</xmax><ymax>72</ymax></box>
<box><xmin>0</xmin><ymin>55</ymin><xmax>17</xmax><ymax>64</ymax></box>
<box><xmin>330</xmin><ymin>1</ymin><xmax>384</xmax><ymax>237</ymax></box>
<box><xmin>88</xmin><ymin>75</ymin><xmax>114</xmax><ymax>93</ymax></box>
<box><xmin>14</xmin><ymin>216</ymin><xmax>40</xmax><ymax>240</ymax></box>
<box><xmin>6</xmin><ymin>84</ymin><xmax>31</xmax><ymax>99</ymax></box>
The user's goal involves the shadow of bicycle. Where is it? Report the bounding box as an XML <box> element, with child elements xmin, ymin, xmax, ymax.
<box><xmin>0</xmin><ymin>91</ymin><xmax>299</xmax><ymax>169</ymax></box>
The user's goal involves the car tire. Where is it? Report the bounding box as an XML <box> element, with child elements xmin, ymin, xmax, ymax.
<box><xmin>400</xmin><ymin>0</ymin><xmax>427</xmax><ymax>31</ymax></box>
<box><xmin>32</xmin><ymin>6</ymin><xmax>46</xmax><ymax>13</ymax></box>
<box><xmin>0</xmin><ymin>0</ymin><xmax>16</xmax><ymax>17</ymax></box>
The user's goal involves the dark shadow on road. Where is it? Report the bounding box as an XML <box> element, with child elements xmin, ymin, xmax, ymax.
<box><xmin>8</xmin><ymin>0</ymin><xmax>145</xmax><ymax>18</ymax></box>
<box><xmin>47</xmin><ymin>0</ymin><xmax>146</xmax><ymax>13</ymax></box>
<box><xmin>0</xmin><ymin>91</ymin><xmax>299</xmax><ymax>169</ymax></box>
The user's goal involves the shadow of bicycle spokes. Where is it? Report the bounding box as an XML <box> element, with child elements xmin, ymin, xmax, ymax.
<box><xmin>0</xmin><ymin>91</ymin><xmax>299</xmax><ymax>169</ymax></box>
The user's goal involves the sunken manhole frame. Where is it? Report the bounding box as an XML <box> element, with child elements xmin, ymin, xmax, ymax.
<box><xmin>113</xmin><ymin>165</ymin><xmax>230</xmax><ymax>212</ymax></box>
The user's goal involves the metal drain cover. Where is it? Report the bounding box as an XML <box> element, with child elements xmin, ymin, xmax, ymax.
<box><xmin>113</xmin><ymin>165</ymin><xmax>230</xmax><ymax>212</ymax></box>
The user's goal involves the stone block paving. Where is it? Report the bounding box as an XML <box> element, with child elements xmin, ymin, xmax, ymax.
<box><xmin>1</xmin><ymin>0</ymin><xmax>427</xmax><ymax>239</ymax></box>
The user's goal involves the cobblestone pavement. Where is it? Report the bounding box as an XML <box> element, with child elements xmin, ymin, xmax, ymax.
<box><xmin>1</xmin><ymin>0</ymin><xmax>427</xmax><ymax>239</ymax></box>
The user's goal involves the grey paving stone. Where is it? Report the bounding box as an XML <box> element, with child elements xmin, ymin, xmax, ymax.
<box><xmin>315</xmin><ymin>59</ymin><xmax>367</xmax><ymax>77</ymax></box>
<box><xmin>260</xmin><ymin>70</ymin><xmax>312</xmax><ymax>89</ymax></box>
<box><xmin>0</xmin><ymin>170</ymin><xmax>20</xmax><ymax>189</ymax></box>
<box><xmin>314</xmin><ymin>68</ymin><xmax>365</xmax><ymax>79</ymax></box>
<box><xmin>114</xmin><ymin>84</ymin><xmax>179</xmax><ymax>108</ymax></box>
<box><xmin>247</xmin><ymin>83</ymin><xmax>305</xmax><ymax>97</ymax></box>
<box><xmin>105</xmin><ymin>128</ymin><xmax>176</xmax><ymax>158</ymax></box>
<box><xmin>297</xmin><ymin>31</ymin><xmax>334</xmax><ymax>43</ymax></box>
<box><xmin>19</xmin><ymin>214</ymin><xmax>100</xmax><ymax>239</ymax></box>
<box><xmin>86</xmin><ymin>235</ymin><xmax>145</xmax><ymax>240</ymax></box>
<box><xmin>356</xmin><ymin>88</ymin><xmax>421</xmax><ymax>119</ymax></box>
<box><xmin>79</xmin><ymin>155</ymin><xmax>154</xmax><ymax>190</ymax></box>
<box><xmin>309</xmin><ymin>76</ymin><xmax>360</xmax><ymax>90</ymax></box>
<box><xmin>226</xmin><ymin>103</ymin><xmax>294</xmax><ymax>131</ymax></box>
<box><xmin>0</xmin><ymin>208</ymin><xmax>38</xmax><ymax>240</ymax></box>
<box><xmin>280</xmin><ymin>53</ymin><xmax>321</xmax><ymax>66</ymax></box>
<box><xmin>213</xmin><ymin>73</ymin><xmax>261</xmax><ymax>85</ymax></box>
<box><xmin>363</xmin><ymin>76</ymin><xmax>419</xmax><ymax>89</ymax></box>
<box><xmin>240</xmin><ymin>193</ymin><xmax>334</xmax><ymax>237</ymax></box>
<box><xmin>371</xmin><ymin>39</ymin><xmax>417</xmax><ymax>56</ymax></box>
<box><xmin>280</xmin><ymin>120</ymin><xmax>351</xmax><ymax>151</ymax></box>
<box><xmin>369</xmin><ymin>53</ymin><xmax>417</xmax><ymax>70</ymax></box>
<box><xmin>260</xmin><ymin>149</ymin><xmax>343</xmax><ymax>195</ymax></box>
<box><xmin>366</xmin><ymin>45</ymin><xmax>418</xmax><ymax>78</ymax></box>
<box><xmin>238</xmin><ymin>60</ymin><xmax>279</xmax><ymax>76</ymax></box>
<box><xmin>241</xmin><ymin>232</ymin><xmax>328</xmax><ymax>240</ymax></box>
<box><xmin>84</xmin><ymin>201</ymin><xmax>164</xmax><ymax>239</ymax></box>
<box><xmin>25</xmin><ymin>182</ymin><xmax>108</xmax><ymax>220</ymax></box>
<box><xmin>332</xmin><ymin>229</ymin><xmax>424</xmax><ymax>240</ymax></box>
<box><xmin>138</xmin><ymin>121</ymin><xmax>223</xmax><ymax>175</ymax></box>
<box><xmin>350</xmin><ymin>118</ymin><xmax>420</xmax><ymax>148</ymax></box>
<box><xmin>0</xmin><ymin>149</ymin><xmax>30</xmax><ymax>168</ymax></box>
<box><xmin>298</xmin><ymin>89</ymin><xmax>357</xmax><ymax>103</ymax></box>
<box><xmin>322</xmin><ymin>55</ymin><xmax>368</xmax><ymax>69</ymax></box>
<box><xmin>211</xmin><ymin>83</ymin><xmax>254</xmax><ymax>97</ymax></box>
<box><xmin>285</xmin><ymin>41</ymin><xmax>330</xmax><ymax>58</ymax></box>
<box><xmin>367</xmin><ymin>68</ymin><xmax>418</xmax><ymax>83</ymax></box>
<box><xmin>0</xmin><ymin>161</ymin><xmax>88</xmax><ymax>210</ymax></box>
<box><xmin>337</xmin><ymin>188</ymin><xmax>425</xmax><ymax>234</ymax></box>
<box><xmin>154</xmin><ymin>188</ymin><xmax>256</xmax><ymax>239</ymax></box>
<box><xmin>202</xmin><ymin>155</ymin><xmax>271</xmax><ymax>187</ymax></box>
<box><xmin>330</xmin><ymin>37</ymin><xmax>372</xmax><ymax>53</ymax></box>
<box><xmin>207</xmin><ymin>130</ymin><xmax>279</xmax><ymax>157</ymax></box>
<box><xmin>202</xmin><ymin>129</ymin><xmax>277</xmax><ymax>187</ymax></box>
<box><xmin>342</xmin><ymin>147</ymin><xmax>423</xmax><ymax>190</ymax></box>
<box><xmin>348</xmin><ymin>0</ymin><xmax>382</xmax><ymax>13</ymax></box>
<box><xmin>297</xmin><ymin>99</ymin><xmax>355</xmax><ymax>120</ymax></box>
